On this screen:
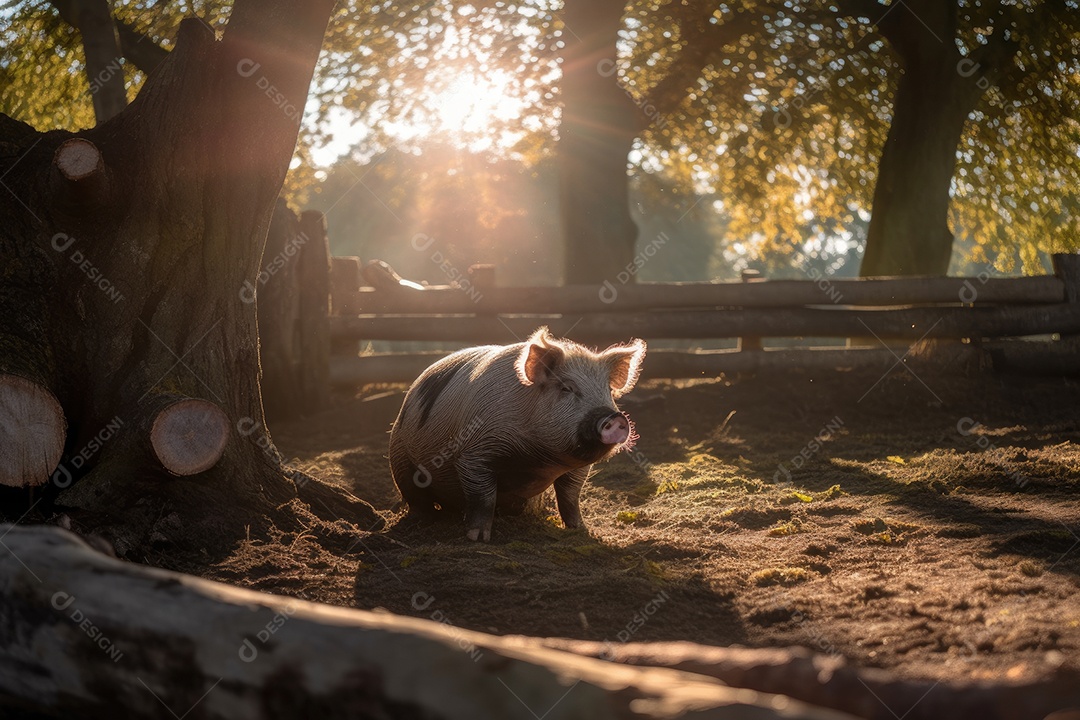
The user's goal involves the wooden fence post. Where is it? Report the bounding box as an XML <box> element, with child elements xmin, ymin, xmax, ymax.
<box><xmin>259</xmin><ymin>200</ymin><xmax>304</xmax><ymax>422</ymax></box>
<box><xmin>330</xmin><ymin>256</ymin><xmax>363</xmax><ymax>358</ymax></box>
<box><xmin>298</xmin><ymin>211</ymin><xmax>331</xmax><ymax>413</ymax></box>
<box><xmin>738</xmin><ymin>269</ymin><xmax>762</xmax><ymax>352</ymax></box>
<box><xmin>1052</xmin><ymin>253</ymin><xmax>1080</xmax><ymax>305</ymax></box>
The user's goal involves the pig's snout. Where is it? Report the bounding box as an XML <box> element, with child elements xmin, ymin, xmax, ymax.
<box><xmin>598</xmin><ymin>412</ymin><xmax>630</xmax><ymax>445</ymax></box>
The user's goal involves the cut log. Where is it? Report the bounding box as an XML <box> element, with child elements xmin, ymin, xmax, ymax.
<box><xmin>0</xmin><ymin>375</ymin><xmax>66</xmax><ymax>487</ymax></box>
<box><xmin>51</xmin><ymin>137</ymin><xmax>108</xmax><ymax>209</ymax></box>
<box><xmin>0</xmin><ymin>524</ymin><xmax>856</xmax><ymax>720</ymax></box>
<box><xmin>53</xmin><ymin>137</ymin><xmax>105</xmax><ymax>180</ymax></box>
<box><xmin>150</xmin><ymin>398</ymin><xmax>230</xmax><ymax>476</ymax></box>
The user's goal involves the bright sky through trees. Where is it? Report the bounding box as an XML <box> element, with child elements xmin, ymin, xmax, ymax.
<box><xmin>2</xmin><ymin>0</ymin><xmax>1077</xmax><ymax>275</ymax></box>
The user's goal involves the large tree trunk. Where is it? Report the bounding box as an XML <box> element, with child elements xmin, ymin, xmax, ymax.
<box><xmin>860</xmin><ymin>2</ymin><xmax>982</xmax><ymax>278</ymax></box>
<box><xmin>558</xmin><ymin>0</ymin><xmax>641</xmax><ymax>284</ymax></box>
<box><xmin>0</xmin><ymin>0</ymin><xmax>380</xmax><ymax>556</ymax></box>
<box><xmin>859</xmin><ymin>56</ymin><xmax>973</xmax><ymax>276</ymax></box>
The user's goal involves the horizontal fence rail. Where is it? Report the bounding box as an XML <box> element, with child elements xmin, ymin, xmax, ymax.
<box><xmin>318</xmin><ymin>253</ymin><xmax>1080</xmax><ymax>387</ymax></box>
<box><xmin>330</xmin><ymin>303</ymin><xmax>1080</xmax><ymax>345</ymax></box>
<box><xmin>333</xmin><ymin>275</ymin><xmax>1066</xmax><ymax>315</ymax></box>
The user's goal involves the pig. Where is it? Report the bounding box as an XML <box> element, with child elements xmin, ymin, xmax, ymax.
<box><xmin>389</xmin><ymin>326</ymin><xmax>646</xmax><ymax>541</ymax></box>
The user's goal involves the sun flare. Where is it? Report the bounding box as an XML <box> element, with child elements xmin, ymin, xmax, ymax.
<box><xmin>424</xmin><ymin>70</ymin><xmax>524</xmax><ymax>146</ymax></box>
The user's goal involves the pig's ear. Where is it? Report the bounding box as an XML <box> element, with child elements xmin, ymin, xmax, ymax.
<box><xmin>603</xmin><ymin>338</ymin><xmax>646</xmax><ymax>398</ymax></box>
<box><xmin>515</xmin><ymin>326</ymin><xmax>565</xmax><ymax>386</ymax></box>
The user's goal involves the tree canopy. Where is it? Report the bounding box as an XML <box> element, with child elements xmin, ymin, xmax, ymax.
<box><xmin>3</xmin><ymin>0</ymin><xmax>1078</xmax><ymax>276</ymax></box>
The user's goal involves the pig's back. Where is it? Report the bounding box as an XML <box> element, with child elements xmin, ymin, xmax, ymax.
<box><xmin>394</xmin><ymin>343</ymin><xmax>527</xmax><ymax>454</ymax></box>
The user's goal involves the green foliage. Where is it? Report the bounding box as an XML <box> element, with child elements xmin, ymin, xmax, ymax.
<box><xmin>5</xmin><ymin>0</ymin><xmax>1076</xmax><ymax>272</ymax></box>
<box><xmin>618</xmin><ymin>1</ymin><xmax>1080</xmax><ymax>272</ymax></box>
<box><xmin>1</xmin><ymin>0</ymin><xmax>232</xmax><ymax>130</ymax></box>
<box><xmin>314</xmin><ymin>0</ymin><xmax>561</xmax><ymax>163</ymax></box>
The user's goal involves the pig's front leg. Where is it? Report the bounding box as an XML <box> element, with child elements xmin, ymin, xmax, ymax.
<box><xmin>554</xmin><ymin>466</ymin><xmax>590</xmax><ymax>529</ymax></box>
<box><xmin>456</xmin><ymin>455</ymin><xmax>497</xmax><ymax>541</ymax></box>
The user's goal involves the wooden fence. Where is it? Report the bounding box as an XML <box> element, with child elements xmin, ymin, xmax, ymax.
<box><xmin>255</xmin><ymin>209</ymin><xmax>1080</xmax><ymax>408</ymax></box>
<box><xmin>324</xmin><ymin>252</ymin><xmax>1080</xmax><ymax>387</ymax></box>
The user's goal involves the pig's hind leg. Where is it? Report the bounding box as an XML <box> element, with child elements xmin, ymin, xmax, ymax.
<box><xmin>456</xmin><ymin>455</ymin><xmax>497</xmax><ymax>542</ymax></box>
<box><xmin>554</xmin><ymin>466</ymin><xmax>590</xmax><ymax>529</ymax></box>
<box><xmin>391</xmin><ymin>452</ymin><xmax>438</xmax><ymax>521</ymax></box>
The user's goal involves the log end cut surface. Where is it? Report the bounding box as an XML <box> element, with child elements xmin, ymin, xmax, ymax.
<box><xmin>53</xmin><ymin>138</ymin><xmax>104</xmax><ymax>181</ymax></box>
<box><xmin>0</xmin><ymin>375</ymin><xmax>66</xmax><ymax>487</ymax></box>
<box><xmin>151</xmin><ymin>399</ymin><xmax>230</xmax><ymax>476</ymax></box>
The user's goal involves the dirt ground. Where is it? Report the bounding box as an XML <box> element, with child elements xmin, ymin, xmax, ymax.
<box><xmin>190</xmin><ymin>362</ymin><xmax>1078</xmax><ymax>692</ymax></box>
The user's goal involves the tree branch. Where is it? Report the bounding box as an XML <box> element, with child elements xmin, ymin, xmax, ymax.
<box><xmin>976</xmin><ymin>0</ymin><xmax>1078</xmax><ymax>96</ymax></box>
<box><xmin>644</xmin><ymin>12</ymin><xmax>758</xmax><ymax>124</ymax></box>
<box><xmin>115</xmin><ymin>18</ymin><xmax>169</xmax><ymax>75</ymax></box>
<box><xmin>51</xmin><ymin>0</ymin><xmax>168</xmax><ymax>76</ymax></box>
<box><xmin>48</xmin><ymin>0</ymin><xmax>128</xmax><ymax>123</ymax></box>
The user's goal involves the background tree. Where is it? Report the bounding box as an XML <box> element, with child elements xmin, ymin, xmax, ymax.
<box><xmin>626</xmin><ymin>0</ymin><xmax>1079</xmax><ymax>276</ymax></box>
<box><xmin>5</xmin><ymin>0</ymin><xmax>1078</xmax><ymax>288</ymax></box>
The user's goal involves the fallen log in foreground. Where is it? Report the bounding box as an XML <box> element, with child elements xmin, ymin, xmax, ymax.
<box><xmin>535</xmin><ymin>638</ymin><xmax>1080</xmax><ymax>720</ymax></box>
<box><xmin>2</xmin><ymin>525</ymin><xmax>1075</xmax><ymax>720</ymax></box>
<box><xmin>0</xmin><ymin>524</ymin><xmax>852</xmax><ymax>720</ymax></box>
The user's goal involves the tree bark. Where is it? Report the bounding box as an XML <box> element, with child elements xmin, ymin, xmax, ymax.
<box><xmin>860</xmin><ymin>1</ymin><xmax>980</xmax><ymax>277</ymax></box>
<box><xmin>0</xmin><ymin>0</ymin><xmax>380</xmax><ymax>555</ymax></box>
<box><xmin>558</xmin><ymin>0</ymin><xmax>641</xmax><ymax>284</ymax></box>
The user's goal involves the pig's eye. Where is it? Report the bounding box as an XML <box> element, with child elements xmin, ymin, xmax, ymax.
<box><xmin>559</xmin><ymin>385</ymin><xmax>574</xmax><ymax>394</ymax></box>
